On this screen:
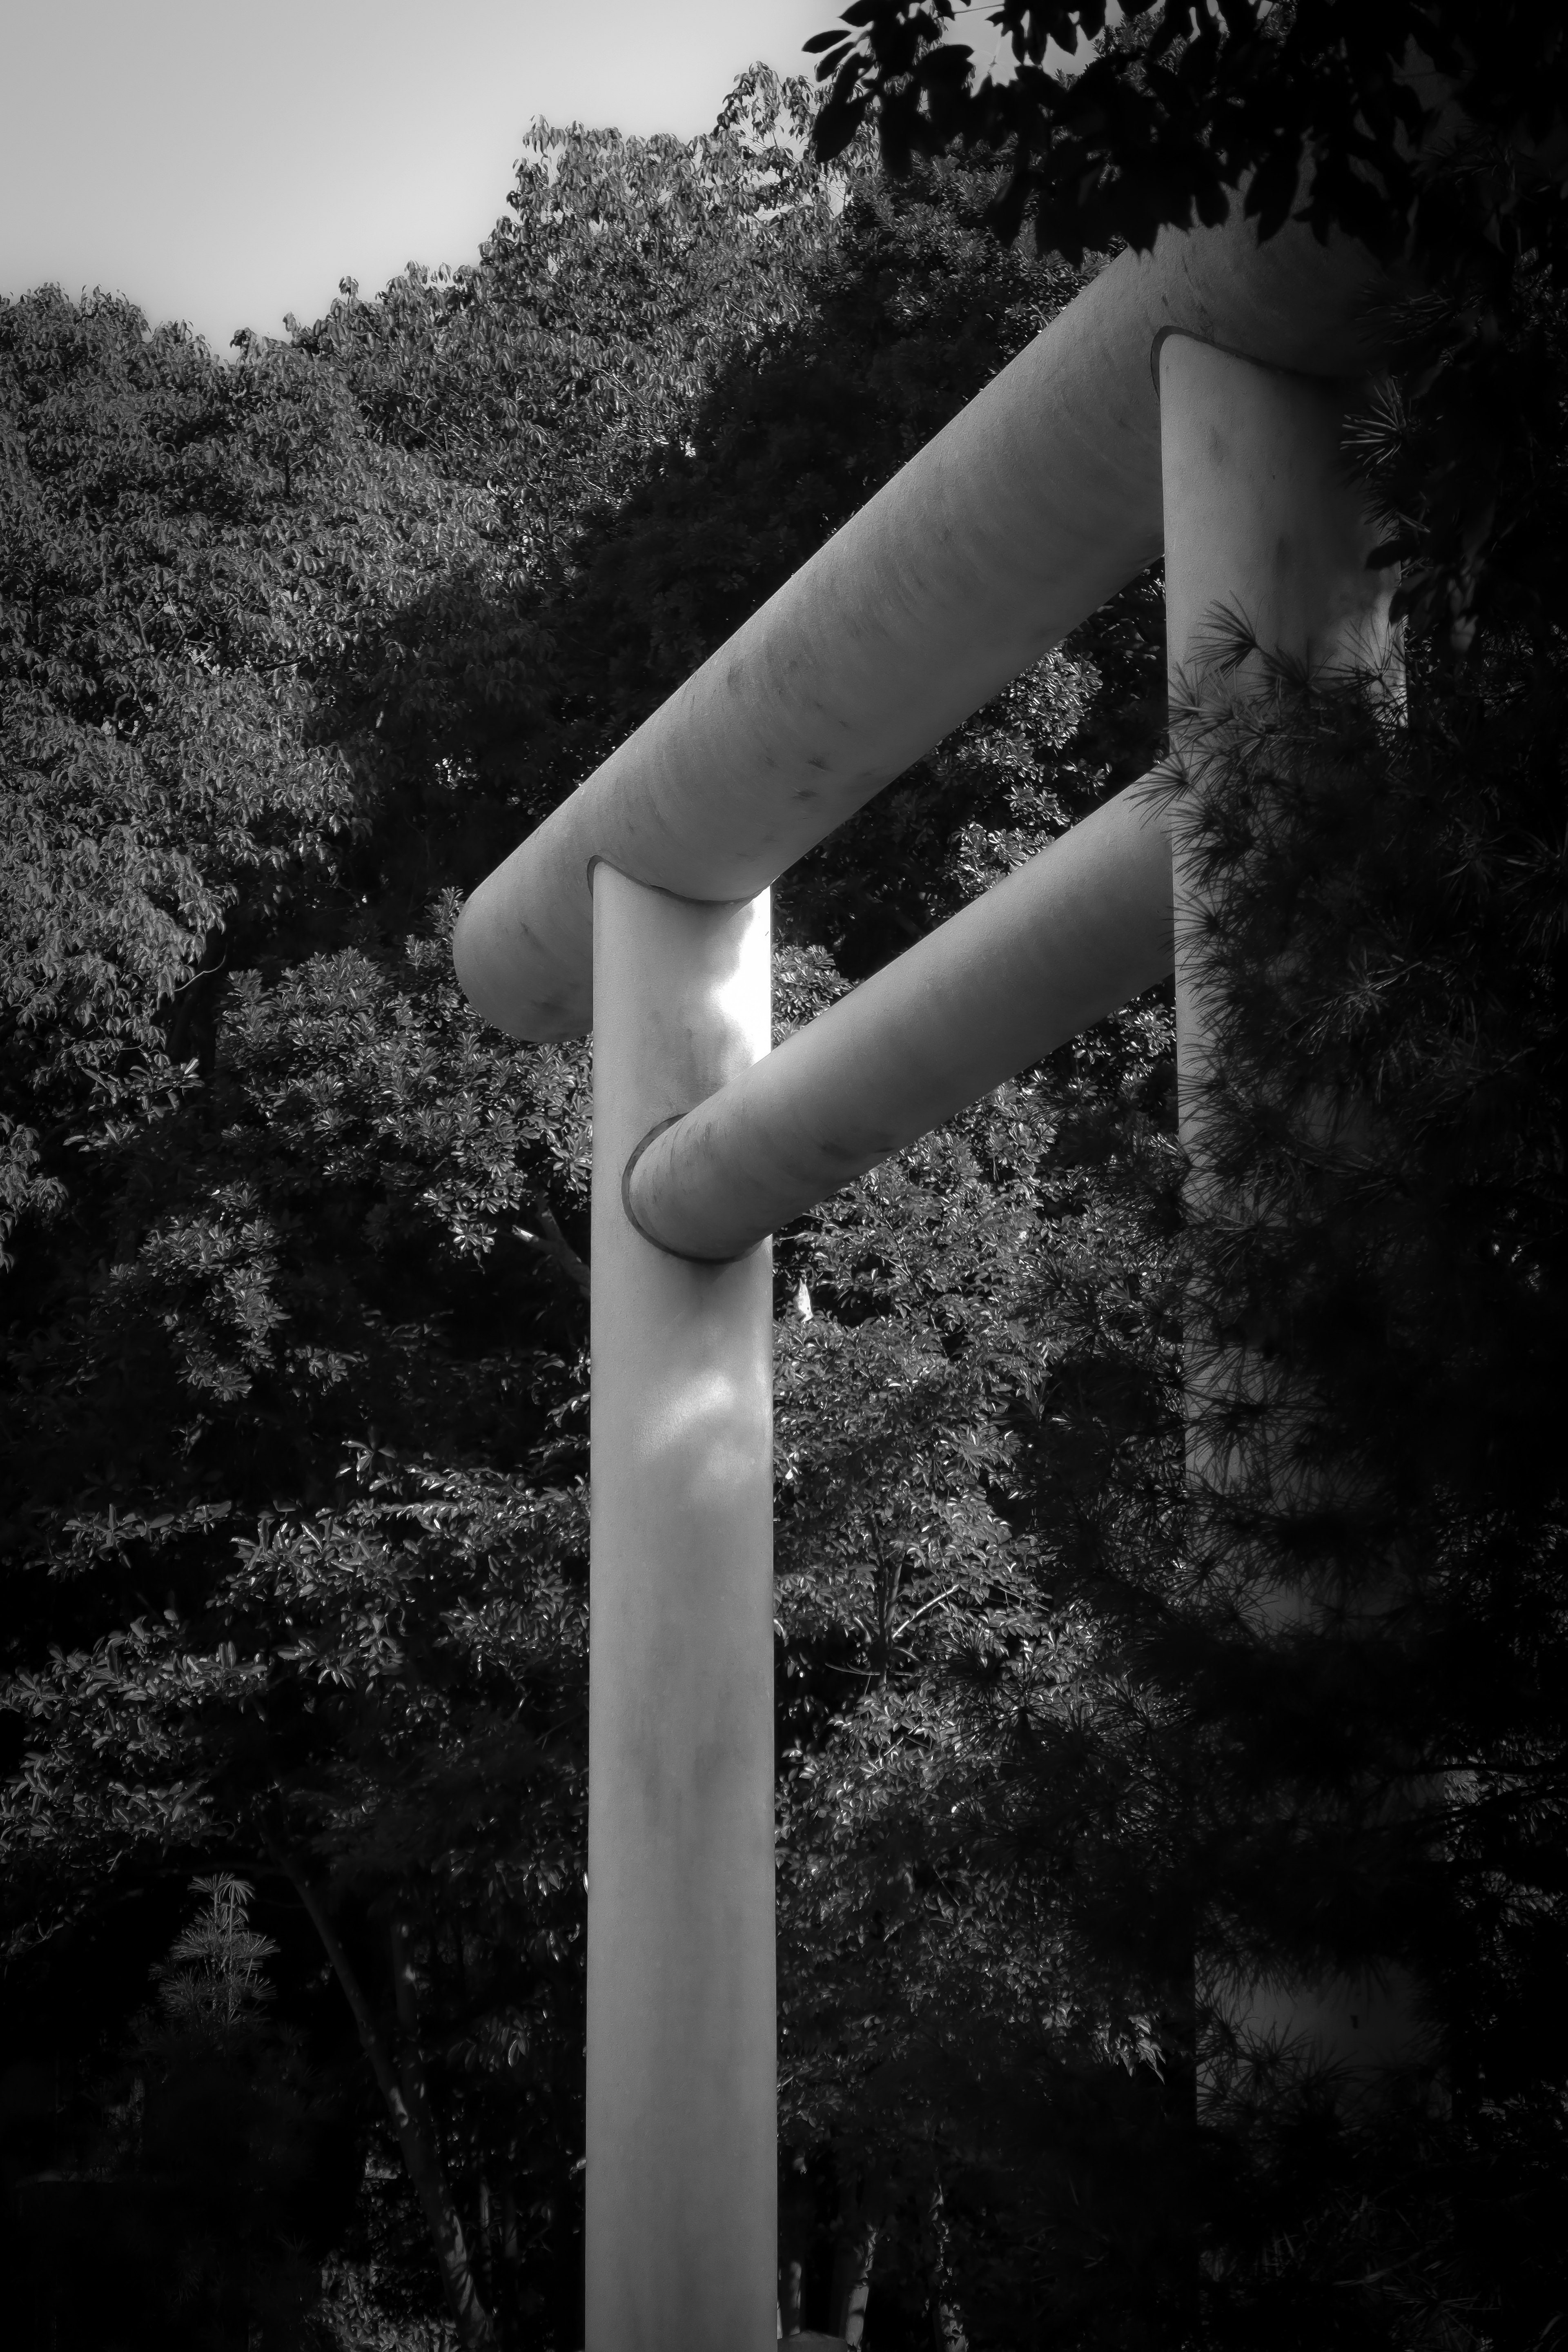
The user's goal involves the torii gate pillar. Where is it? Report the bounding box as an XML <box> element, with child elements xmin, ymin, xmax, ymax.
<box><xmin>585</xmin><ymin>864</ymin><xmax>777</xmax><ymax>2351</ymax></box>
<box><xmin>1159</xmin><ymin>334</ymin><xmax>1413</xmax><ymax>2082</ymax></box>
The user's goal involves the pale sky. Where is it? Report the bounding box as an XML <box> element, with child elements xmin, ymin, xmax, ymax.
<box><xmin>0</xmin><ymin>0</ymin><xmax>859</xmax><ymax>351</ymax></box>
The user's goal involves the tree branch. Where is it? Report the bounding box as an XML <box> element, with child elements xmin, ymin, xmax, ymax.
<box><xmin>514</xmin><ymin>1199</ymin><xmax>591</xmax><ymax>1296</ymax></box>
<box><xmin>274</xmin><ymin>1853</ymin><xmax>496</xmax><ymax>2350</ymax></box>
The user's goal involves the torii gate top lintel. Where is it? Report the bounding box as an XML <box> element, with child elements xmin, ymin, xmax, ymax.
<box><xmin>453</xmin><ymin>200</ymin><xmax>1400</xmax><ymax>1051</ymax></box>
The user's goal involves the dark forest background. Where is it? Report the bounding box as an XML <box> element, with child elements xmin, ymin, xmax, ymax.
<box><xmin>2</xmin><ymin>20</ymin><xmax>1565</xmax><ymax>2351</ymax></box>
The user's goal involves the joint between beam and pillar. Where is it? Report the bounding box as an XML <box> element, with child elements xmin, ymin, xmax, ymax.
<box><xmin>620</xmin><ymin>1114</ymin><xmax>753</xmax><ymax>1266</ymax></box>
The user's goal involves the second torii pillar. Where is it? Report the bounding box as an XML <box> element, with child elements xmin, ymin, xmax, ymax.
<box><xmin>1159</xmin><ymin>332</ymin><xmax>1414</xmax><ymax>2084</ymax></box>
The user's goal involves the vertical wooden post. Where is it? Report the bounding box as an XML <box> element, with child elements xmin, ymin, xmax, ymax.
<box><xmin>1158</xmin><ymin>332</ymin><xmax>1415</xmax><ymax>2082</ymax></box>
<box><xmin>586</xmin><ymin>865</ymin><xmax>776</xmax><ymax>2350</ymax></box>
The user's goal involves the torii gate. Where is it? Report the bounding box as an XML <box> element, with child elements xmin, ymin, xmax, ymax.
<box><xmin>455</xmin><ymin>198</ymin><xmax>1399</xmax><ymax>2351</ymax></box>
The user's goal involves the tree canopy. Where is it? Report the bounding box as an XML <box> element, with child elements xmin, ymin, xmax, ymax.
<box><xmin>810</xmin><ymin>0</ymin><xmax>1568</xmax><ymax>643</ymax></box>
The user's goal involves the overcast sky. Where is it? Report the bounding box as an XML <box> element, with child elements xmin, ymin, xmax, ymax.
<box><xmin>0</xmin><ymin>0</ymin><xmax>866</xmax><ymax>352</ymax></box>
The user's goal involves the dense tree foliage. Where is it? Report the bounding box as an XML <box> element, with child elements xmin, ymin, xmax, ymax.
<box><xmin>1164</xmin><ymin>610</ymin><xmax>1568</xmax><ymax>2350</ymax></box>
<box><xmin>2</xmin><ymin>34</ymin><xmax>1564</xmax><ymax>2352</ymax></box>
<box><xmin>811</xmin><ymin>0</ymin><xmax>1568</xmax><ymax>644</ymax></box>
